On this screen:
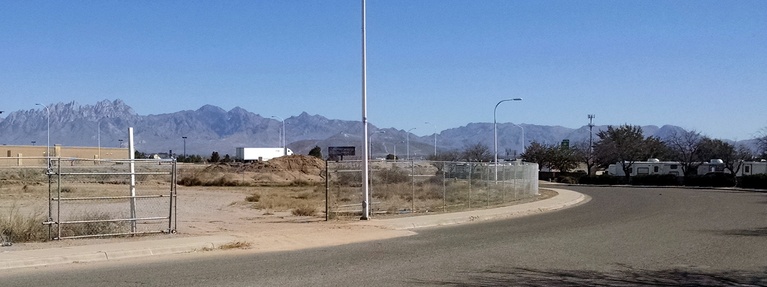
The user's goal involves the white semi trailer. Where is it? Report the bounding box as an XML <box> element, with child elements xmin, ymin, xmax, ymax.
<box><xmin>235</xmin><ymin>147</ymin><xmax>293</xmax><ymax>161</ymax></box>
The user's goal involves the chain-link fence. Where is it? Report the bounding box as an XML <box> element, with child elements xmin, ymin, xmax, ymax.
<box><xmin>326</xmin><ymin>160</ymin><xmax>538</xmax><ymax>218</ymax></box>
<box><xmin>45</xmin><ymin>158</ymin><xmax>177</xmax><ymax>239</ymax></box>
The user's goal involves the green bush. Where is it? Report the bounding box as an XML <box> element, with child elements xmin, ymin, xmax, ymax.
<box><xmin>631</xmin><ymin>174</ymin><xmax>680</xmax><ymax>186</ymax></box>
<box><xmin>683</xmin><ymin>173</ymin><xmax>736</xmax><ymax>187</ymax></box>
<box><xmin>738</xmin><ymin>174</ymin><xmax>767</xmax><ymax>189</ymax></box>
<box><xmin>578</xmin><ymin>175</ymin><xmax>624</xmax><ymax>185</ymax></box>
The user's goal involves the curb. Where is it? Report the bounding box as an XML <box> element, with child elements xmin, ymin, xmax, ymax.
<box><xmin>0</xmin><ymin>236</ymin><xmax>235</xmax><ymax>271</ymax></box>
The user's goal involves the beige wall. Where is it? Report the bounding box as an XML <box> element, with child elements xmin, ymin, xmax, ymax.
<box><xmin>0</xmin><ymin>145</ymin><xmax>129</xmax><ymax>166</ymax></box>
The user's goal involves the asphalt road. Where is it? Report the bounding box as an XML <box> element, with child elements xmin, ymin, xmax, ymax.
<box><xmin>3</xmin><ymin>186</ymin><xmax>766</xmax><ymax>286</ymax></box>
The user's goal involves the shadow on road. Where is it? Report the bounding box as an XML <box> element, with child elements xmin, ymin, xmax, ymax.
<box><xmin>412</xmin><ymin>266</ymin><xmax>767</xmax><ymax>286</ymax></box>
<box><xmin>716</xmin><ymin>227</ymin><xmax>767</xmax><ymax>237</ymax></box>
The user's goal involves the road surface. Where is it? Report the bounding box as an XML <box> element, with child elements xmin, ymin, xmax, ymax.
<box><xmin>3</xmin><ymin>185</ymin><xmax>765</xmax><ymax>286</ymax></box>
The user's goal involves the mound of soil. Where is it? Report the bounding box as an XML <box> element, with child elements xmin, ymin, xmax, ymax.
<box><xmin>199</xmin><ymin>155</ymin><xmax>326</xmax><ymax>184</ymax></box>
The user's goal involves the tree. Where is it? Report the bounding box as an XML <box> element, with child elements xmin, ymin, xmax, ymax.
<box><xmin>547</xmin><ymin>145</ymin><xmax>579</xmax><ymax>173</ymax></box>
<box><xmin>462</xmin><ymin>142</ymin><xmax>492</xmax><ymax>162</ymax></box>
<box><xmin>593</xmin><ymin>124</ymin><xmax>648</xmax><ymax>181</ymax></box>
<box><xmin>572</xmin><ymin>140</ymin><xmax>596</xmax><ymax>176</ymax></box>
<box><xmin>521</xmin><ymin>141</ymin><xmax>578</xmax><ymax>173</ymax></box>
<box><xmin>210</xmin><ymin>151</ymin><xmax>221</xmax><ymax>163</ymax></box>
<box><xmin>699</xmin><ymin>138</ymin><xmax>753</xmax><ymax>182</ymax></box>
<box><xmin>757</xmin><ymin>128</ymin><xmax>767</xmax><ymax>157</ymax></box>
<box><xmin>666</xmin><ymin>130</ymin><xmax>705</xmax><ymax>176</ymax></box>
<box><xmin>308</xmin><ymin>146</ymin><xmax>323</xmax><ymax>159</ymax></box>
<box><xmin>521</xmin><ymin>141</ymin><xmax>549</xmax><ymax>167</ymax></box>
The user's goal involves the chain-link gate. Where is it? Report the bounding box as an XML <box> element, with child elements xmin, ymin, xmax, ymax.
<box><xmin>44</xmin><ymin>158</ymin><xmax>177</xmax><ymax>239</ymax></box>
<box><xmin>325</xmin><ymin>160</ymin><xmax>539</xmax><ymax>219</ymax></box>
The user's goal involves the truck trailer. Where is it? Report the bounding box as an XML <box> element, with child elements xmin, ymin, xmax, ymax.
<box><xmin>235</xmin><ymin>147</ymin><xmax>293</xmax><ymax>161</ymax></box>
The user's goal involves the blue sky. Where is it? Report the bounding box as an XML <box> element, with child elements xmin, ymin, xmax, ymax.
<box><xmin>1</xmin><ymin>1</ymin><xmax>765</xmax><ymax>140</ymax></box>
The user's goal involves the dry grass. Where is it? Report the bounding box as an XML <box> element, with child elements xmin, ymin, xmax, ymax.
<box><xmin>219</xmin><ymin>241</ymin><xmax>252</xmax><ymax>250</ymax></box>
<box><xmin>0</xmin><ymin>203</ymin><xmax>48</xmax><ymax>243</ymax></box>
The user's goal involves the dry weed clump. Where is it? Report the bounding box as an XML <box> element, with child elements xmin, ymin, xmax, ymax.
<box><xmin>59</xmin><ymin>211</ymin><xmax>127</xmax><ymax>238</ymax></box>
<box><xmin>219</xmin><ymin>241</ymin><xmax>252</xmax><ymax>250</ymax></box>
<box><xmin>291</xmin><ymin>204</ymin><xmax>318</xmax><ymax>216</ymax></box>
<box><xmin>245</xmin><ymin>193</ymin><xmax>261</xmax><ymax>202</ymax></box>
<box><xmin>0</xmin><ymin>204</ymin><xmax>47</xmax><ymax>243</ymax></box>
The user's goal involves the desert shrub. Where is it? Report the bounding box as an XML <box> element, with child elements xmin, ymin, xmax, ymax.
<box><xmin>375</xmin><ymin>165</ymin><xmax>410</xmax><ymax>184</ymax></box>
<box><xmin>245</xmin><ymin>193</ymin><xmax>261</xmax><ymax>202</ymax></box>
<box><xmin>291</xmin><ymin>205</ymin><xmax>318</xmax><ymax>216</ymax></box>
<box><xmin>0</xmin><ymin>205</ymin><xmax>48</xmax><ymax>243</ymax></box>
<box><xmin>290</xmin><ymin>179</ymin><xmax>315</xmax><ymax>187</ymax></box>
<box><xmin>219</xmin><ymin>241</ymin><xmax>252</xmax><ymax>250</ymax></box>
<box><xmin>61</xmin><ymin>186</ymin><xmax>75</xmax><ymax>193</ymax></box>
<box><xmin>335</xmin><ymin>170</ymin><xmax>362</xmax><ymax>187</ymax></box>
<box><xmin>60</xmin><ymin>211</ymin><xmax>127</xmax><ymax>238</ymax></box>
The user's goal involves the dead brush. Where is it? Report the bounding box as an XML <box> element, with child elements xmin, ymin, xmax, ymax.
<box><xmin>291</xmin><ymin>204</ymin><xmax>318</xmax><ymax>216</ymax></box>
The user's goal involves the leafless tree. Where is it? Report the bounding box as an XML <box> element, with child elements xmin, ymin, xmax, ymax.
<box><xmin>666</xmin><ymin>130</ymin><xmax>705</xmax><ymax>176</ymax></box>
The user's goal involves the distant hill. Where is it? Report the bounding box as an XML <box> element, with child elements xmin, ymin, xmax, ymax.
<box><xmin>0</xmin><ymin>99</ymin><xmax>756</xmax><ymax>158</ymax></box>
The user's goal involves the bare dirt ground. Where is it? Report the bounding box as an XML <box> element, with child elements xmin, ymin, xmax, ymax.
<box><xmin>1</xmin><ymin>156</ymin><xmax>551</xmax><ymax>252</ymax></box>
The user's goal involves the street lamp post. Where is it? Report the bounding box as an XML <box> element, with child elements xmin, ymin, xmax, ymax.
<box><xmin>182</xmin><ymin>136</ymin><xmax>188</xmax><ymax>158</ymax></box>
<box><xmin>494</xmin><ymin>98</ymin><xmax>522</xmax><ymax>183</ymax></box>
<box><xmin>588</xmin><ymin>114</ymin><xmax>595</xmax><ymax>175</ymax></box>
<box><xmin>271</xmin><ymin>116</ymin><xmax>286</xmax><ymax>156</ymax></box>
<box><xmin>118</xmin><ymin>139</ymin><xmax>123</xmax><ymax>148</ymax></box>
<box><xmin>361</xmin><ymin>0</ymin><xmax>370</xmax><ymax>220</ymax></box>
<box><xmin>425</xmin><ymin>122</ymin><xmax>437</xmax><ymax>158</ymax></box>
<box><xmin>35</xmin><ymin>104</ymin><xmax>50</xmax><ymax>167</ymax></box>
<box><xmin>406</xmin><ymin>128</ymin><xmax>416</xmax><ymax>161</ymax></box>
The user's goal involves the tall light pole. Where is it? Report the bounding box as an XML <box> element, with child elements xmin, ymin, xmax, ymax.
<box><xmin>588</xmin><ymin>114</ymin><xmax>595</xmax><ymax>175</ymax></box>
<box><xmin>360</xmin><ymin>0</ymin><xmax>370</xmax><ymax>220</ymax></box>
<box><xmin>271</xmin><ymin>116</ymin><xmax>286</xmax><ymax>155</ymax></box>
<box><xmin>406</xmin><ymin>128</ymin><xmax>416</xmax><ymax>161</ymax></box>
<box><xmin>494</xmin><ymin>98</ymin><xmax>522</xmax><ymax>183</ymax></box>
<box><xmin>425</xmin><ymin>122</ymin><xmax>437</xmax><ymax>158</ymax></box>
<box><xmin>35</xmin><ymin>103</ymin><xmax>50</xmax><ymax>167</ymax></box>
<box><xmin>182</xmin><ymin>136</ymin><xmax>188</xmax><ymax>158</ymax></box>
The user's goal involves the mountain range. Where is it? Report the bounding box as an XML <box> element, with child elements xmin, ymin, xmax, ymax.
<box><xmin>0</xmin><ymin>100</ymin><xmax>755</xmax><ymax>159</ymax></box>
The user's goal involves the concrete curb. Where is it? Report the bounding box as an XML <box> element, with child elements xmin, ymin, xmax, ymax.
<box><xmin>0</xmin><ymin>236</ymin><xmax>237</xmax><ymax>271</ymax></box>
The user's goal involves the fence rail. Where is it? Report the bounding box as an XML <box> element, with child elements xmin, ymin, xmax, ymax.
<box><xmin>45</xmin><ymin>157</ymin><xmax>177</xmax><ymax>240</ymax></box>
<box><xmin>325</xmin><ymin>160</ymin><xmax>539</xmax><ymax>219</ymax></box>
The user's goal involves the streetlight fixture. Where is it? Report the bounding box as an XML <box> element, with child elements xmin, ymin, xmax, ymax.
<box><xmin>182</xmin><ymin>136</ymin><xmax>188</xmax><ymax>158</ymax></box>
<box><xmin>271</xmin><ymin>116</ymin><xmax>286</xmax><ymax>156</ymax></box>
<box><xmin>118</xmin><ymin>139</ymin><xmax>123</xmax><ymax>148</ymax></box>
<box><xmin>494</xmin><ymin>98</ymin><xmax>522</xmax><ymax>183</ymax></box>
<box><xmin>31</xmin><ymin>141</ymin><xmax>36</xmax><ymax>146</ymax></box>
<box><xmin>35</xmin><ymin>103</ymin><xmax>50</xmax><ymax>167</ymax></box>
<box><xmin>406</xmin><ymin>128</ymin><xmax>416</xmax><ymax>161</ymax></box>
<box><xmin>425</xmin><ymin>122</ymin><xmax>437</xmax><ymax>158</ymax></box>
